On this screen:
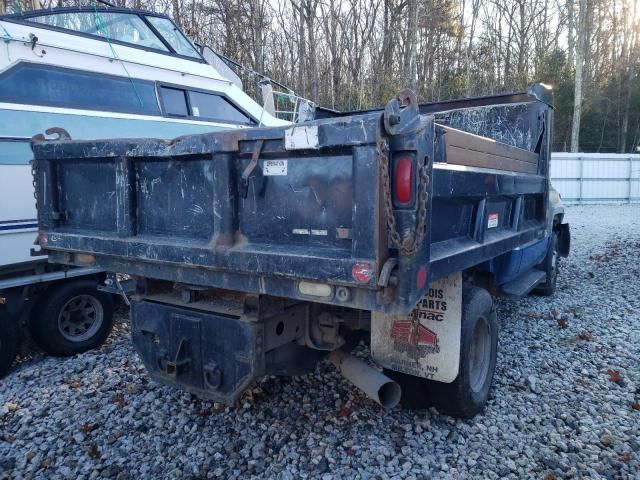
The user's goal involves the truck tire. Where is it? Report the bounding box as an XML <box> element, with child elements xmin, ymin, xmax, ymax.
<box><xmin>386</xmin><ymin>286</ymin><xmax>498</xmax><ymax>417</ymax></box>
<box><xmin>0</xmin><ymin>307</ymin><xmax>18</xmax><ymax>378</ymax></box>
<box><xmin>427</xmin><ymin>286</ymin><xmax>498</xmax><ymax>418</ymax></box>
<box><xmin>29</xmin><ymin>279</ymin><xmax>114</xmax><ymax>357</ymax></box>
<box><xmin>536</xmin><ymin>231</ymin><xmax>559</xmax><ymax>296</ymax></box>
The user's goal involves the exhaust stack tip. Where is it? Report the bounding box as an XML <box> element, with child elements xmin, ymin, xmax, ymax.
<box><xmin>329</xmin><ymin>349</ymin><xmax>402</xmax><ymax>409</ymax></box>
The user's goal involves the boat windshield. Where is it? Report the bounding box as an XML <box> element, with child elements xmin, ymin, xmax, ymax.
<box><xmin>25</xmin><ymin>10</ymin><xmax>201</xmax><ymax>59</ymax></box>
<box><xmin>145</xmin><ymin>16</ymin><xmax>199</xmax><ymax>58</ymax></box>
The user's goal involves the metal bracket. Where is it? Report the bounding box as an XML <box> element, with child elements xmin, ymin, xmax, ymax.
<box><xmin>241</xmin><ymin>139</ymin><xmax>264</xmax><ymax>198</ymax></box>
<box><xmin>158</xmin><ymin>337</ymin><xmax>191</xmax><ymax>377</ymax></box>
<box><xmin>31</xmin><ymin>127</ymin><xmax>72</xmax><ymax>147</ymax></box>
<box><xmin>203</xmin><ymin>361</ymin><xmax>222</xmax><ymax>390</ymax></box>
<box><xmin>383</xmin><ymin>89</ymin><xmax>419</xmax><ymax>136</ymax></box>
<box><xmin>98</xmin><ymin>275</ymin><xmax>135</xmax><ymax>306</ymax></box>
<box><xmin>29</xmin><ymin>33</ymin><xmax>38</xmax><ymax>50</ymax></box>
<box><xmin>303</xmin><ymin>312</ymin><xmax>345</xmax><ymax>351</ymax></box>
<box><xmin>377</xmin><ymin>257</ymin><xmax>398</xmax><ymax>287</ymax></box>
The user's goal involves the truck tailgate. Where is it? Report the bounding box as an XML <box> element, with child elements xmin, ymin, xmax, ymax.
<box><xmin>33</xmin><ymin>115</ymin><xmax>404</xmax><ymax>294</ymax></box>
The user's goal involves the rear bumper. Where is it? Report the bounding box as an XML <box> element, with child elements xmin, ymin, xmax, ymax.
<box><xmin>51</xmin><ymin>250</ymin><xmax>384</xmax><ymax>313</ymax></box>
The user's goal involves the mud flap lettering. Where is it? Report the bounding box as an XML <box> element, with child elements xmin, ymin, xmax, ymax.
<box><xmin>371</xmin><ymin>271</ymin><xmax>462</xmax><ymax>383</ymax></box>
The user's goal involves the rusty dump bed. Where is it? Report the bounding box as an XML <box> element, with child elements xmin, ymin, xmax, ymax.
<box><xmin>32</xmin><ymin>85</ymin><xmax>553</xmax><ymax>315</ymax></box>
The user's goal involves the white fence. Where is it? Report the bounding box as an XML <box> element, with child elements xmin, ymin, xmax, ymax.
<box><xmin>550</xmin><ymin>153</ymin><xmax>640</xmax><ymax>204</ymax></box>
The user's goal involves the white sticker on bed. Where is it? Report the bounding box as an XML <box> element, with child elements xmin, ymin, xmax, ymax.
<box><xmin>263</xmin><ymin>160</ymin><xmax>288</xmax><ymax>176</ymax></box>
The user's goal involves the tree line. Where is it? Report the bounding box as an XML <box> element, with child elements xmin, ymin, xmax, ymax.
<box><xmin>6</xmin><ymin>0</ymin><xmax>640</xmax><ymax>153</ymax></box>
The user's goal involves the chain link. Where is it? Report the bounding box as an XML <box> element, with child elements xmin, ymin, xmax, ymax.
<box><xmin>31</xmin><ymin>160</ymin><xmax>38</xmax><ymax>203</ymax></box>
<box><xmin>30</xmin><ymin>160</ymin><xmax>41</xmax><ymax>230</ymax></box>
<box><xmin>378</xmin><ymin>140</ymin><xmax>429</xmax><ymax>256</ymax></box>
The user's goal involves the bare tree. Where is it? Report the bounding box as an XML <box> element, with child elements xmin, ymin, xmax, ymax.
<box><xmin>9</xmin><ymin>0</ymin><xmax>639</xmax><ymax>153</ymax></box>
<box><xmin>570</xmin><ymin>0</ymin><xmax>588</xmax><ymax>152</ymax></box>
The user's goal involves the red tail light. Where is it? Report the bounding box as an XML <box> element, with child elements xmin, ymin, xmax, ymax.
<box><xmin>394</xmin><ymin>156</ymin><xmax>414</xmax><ymax>204</ymax></box>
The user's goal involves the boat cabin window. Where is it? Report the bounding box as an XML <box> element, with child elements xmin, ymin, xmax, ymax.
<box><xmin>28</xmin><ymin>11</ymin><xmax>169</xmax><ymax>52</ymax></box>
<box><xmin>145</xmin><ymin>16</ymin><xmax>200</xmax><ymax>58</ymax></box>
<box><xmin>0</xmin><ymin>63</ymin><xmax>160</xmax><ymax>116</ymax></box>
<box><xmin>188</xmin><ymin>91</ymin><xmax>253</xmax><ymax>124</ymax></box>
<box><xmin>160</xmin><ymin>86</ymin><xmax>189</xmax><ymax>117</ymax></box>
<box><xmin>159</xmin><ymin>85</ymin><xmax>254</xmax><ymax>125</ymax></box>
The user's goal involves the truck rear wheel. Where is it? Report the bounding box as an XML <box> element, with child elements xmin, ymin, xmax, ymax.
<box><xmin>29</xmin><ymin>279</ymin><xmax>114</xmax><ymax>357</ymax></box>
<box><xmin>386</xmin><ymin>286</ymin><xmax>498</xmax><ymax>418</ymax></box>
<box><xmin>428</xmin><ymin>286</ymin><xmax>498</xmax><ymax>418</ymax></box>
<box><xmin>0</xmin><ymin>307</ymin><xmax>18</xmax><ymax>378</ymax></box>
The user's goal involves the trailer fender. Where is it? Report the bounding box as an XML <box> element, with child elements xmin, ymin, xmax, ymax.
<box><xmin>371</xmin><ymin>271</ymin><xmax>462</xmax><ymax>383</ymax></box>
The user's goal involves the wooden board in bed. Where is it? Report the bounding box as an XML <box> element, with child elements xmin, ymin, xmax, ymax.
<box><xmin>439</xmin><ymin>125</ymin><xmax>539</xmax><ymax>174</ymax></box>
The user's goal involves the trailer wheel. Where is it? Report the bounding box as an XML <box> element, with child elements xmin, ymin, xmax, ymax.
<box><xmin>29</xmin><ymin>279</ymin><xmax>114</xmax><ymax>357</ymax></box>
<box><xmin>0</xmin><ymin>307</ymin><xmax>18</xmax><ymax>378</ymax></box>
<box><xmin>427</xmin><ymin>286</ymin><xmax>498</xmax><ymax>418</ymax></box>
<box><xmin>536</xmin><ymin>231</ymin><xmax>559</xmax><ymax>296</ymax></box>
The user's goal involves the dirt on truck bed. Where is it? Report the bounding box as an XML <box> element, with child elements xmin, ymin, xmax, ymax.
<box><xmin>1</xmin><ymin>204</ymin><xmax>639</xmax><ymax>479</ymax></box>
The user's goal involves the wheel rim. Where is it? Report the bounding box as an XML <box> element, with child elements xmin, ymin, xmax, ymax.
<box><xmin>57</xmin><ymin>295</ymin><xmax>103</xmax><ymax>342</ymax></box>
<box><xmin>469</xmin><ymin>314</ymin><xmax>492</xmax><ymax>393</ymax></box>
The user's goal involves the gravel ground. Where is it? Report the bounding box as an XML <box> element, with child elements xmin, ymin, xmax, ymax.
<box><xmin>1</xmin><ymin>204</ymin><xmax>639</xmax><ymax>480</ymax></box>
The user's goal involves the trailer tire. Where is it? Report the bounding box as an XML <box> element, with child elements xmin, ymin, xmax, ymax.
<box><xmin>536</xmin><ymin>230</ymin><xmax>559</xmax><ymax>296</ymax></box>
<box><xmin>427</xmin><ymin>286</ymin><xmax>498</xmax><ymax>418</ymax></box>
<box><xmin>29</xmin><ymin>279</ymin><xmax>114</xmax><ymax>357</ymax></box>
<box><xmin>0</xmin><ymin>307</ymin><xmax>18</xmax><ymax>378</ymax></box>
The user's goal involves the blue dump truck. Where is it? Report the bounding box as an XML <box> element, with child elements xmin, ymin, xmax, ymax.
<box><xmin>30</xmin><ymin>84</ymin><xmax>569</xmax><ymax>418</ymax></box>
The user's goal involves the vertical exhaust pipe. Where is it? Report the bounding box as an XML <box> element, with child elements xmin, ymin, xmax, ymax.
<box><xmin>329</xmin><ymin>349</ymin><xmax>401</xmax><ymax>409</ymax></box>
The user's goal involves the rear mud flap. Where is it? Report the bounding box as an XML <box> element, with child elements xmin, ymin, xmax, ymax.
<box><xmin>557</xmin><ymin>222</ymin><xmax>570</xmax><ymax>257</ymax></box>
<box><xmin>131</xmin><ymin>301</ymin><xmax>263</xmax><ymax>404</ymax></box>
<box><xmin>371</xmin><ymin>272</ymin><xmax>462</xmax><ymax>383</ymax></box>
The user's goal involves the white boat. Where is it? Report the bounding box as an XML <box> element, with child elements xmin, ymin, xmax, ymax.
<box><xmin>0</xmin><ymin>5</ymin><xmax>290</xmax><ymax>266</ymax></box>
<box><xmin>0</xmin><ymin>5</ymin><xmax>290</xmax><ymax>374</ymax></box>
